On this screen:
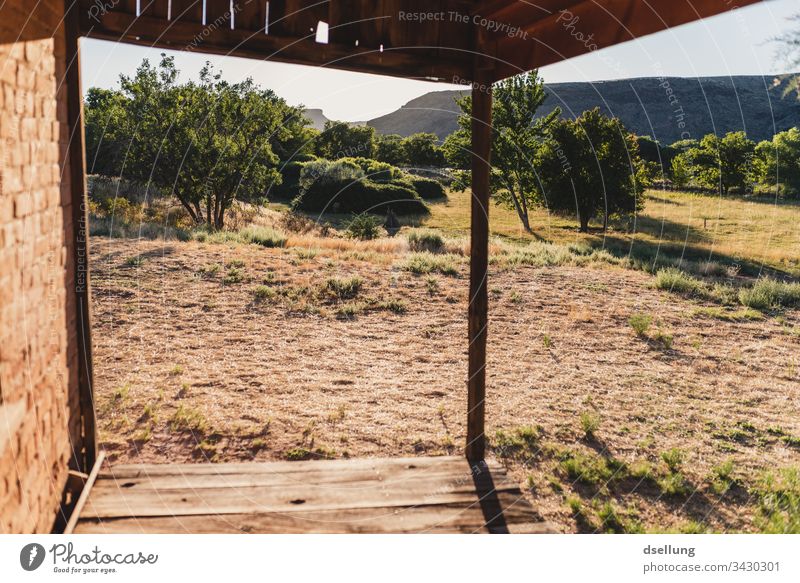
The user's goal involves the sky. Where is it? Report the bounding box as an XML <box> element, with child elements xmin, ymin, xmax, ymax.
<box><xmin>81</xmin><ymin>0</ymin><xmax>799</xmax><ymax>122</ymax></box>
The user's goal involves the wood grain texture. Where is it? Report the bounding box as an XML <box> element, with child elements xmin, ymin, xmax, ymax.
<box><xmin>74</xmin><ymin>456</ymin><xmax>554</xmax><ymax>533</ymax></box>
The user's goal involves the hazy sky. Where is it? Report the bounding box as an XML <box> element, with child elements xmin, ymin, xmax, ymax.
<box><xmin>81</xmin><ymin>0</ymin><xmax>799</xmax><ymax>122</ymax></box>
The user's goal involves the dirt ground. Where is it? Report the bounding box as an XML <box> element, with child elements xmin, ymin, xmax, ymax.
<box><xmin>90</xmin><ymin>235</ymin><xmax>800</xmax><ymax>533</ymax></box>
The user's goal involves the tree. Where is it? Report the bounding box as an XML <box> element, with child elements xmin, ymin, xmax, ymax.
<box><xmin>684</xmin><ymin>132</ymin><xmax>755</xmax><ymax>194</ymax></box>
<box><xmin>314</xmin><ymin>121</ymin><xmax>375</xmax><ymax>159</ymax></box>
<box><xmin>84</xmin><ymin>87</ymin><xmax>128</xmax><ymax>176</ymax></box>
<box><xmin>88</xmin><ymin>56</ymin><xmax>303</xmax><ymax>229</ymax></box>
<box><xmin>442</xmin><ymin>71</ymin><xmax>560</xmax><ymax>233</ymax></box>
<box><xmin>374</xmin><ymin>134</ymin><xmax>407</xmax><ymax>166</ymax></box>
<box><xmin>535</xmin><ymin>108</ymin><xmax>648</xmax><ymax>232</ymax></box>
<box><xmin>402</xmin><ymin>133</ymin><xmax>445</xmax><ymax>167</ymax></box>
<box><xmin>751</xmin><ymin>127</ymin><xmax>800</xmax><ymax>197</ymax></box>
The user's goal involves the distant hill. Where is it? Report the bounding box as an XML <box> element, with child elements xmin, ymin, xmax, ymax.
<box><xmin>366</xmin><ymin>75</ymin><xmax>800</xmax><ymax>144</ymax></box>
<box><xmin>303</xmin><ymin>108</ymin><xmax>329</xmax><ymax>131</ymax></box>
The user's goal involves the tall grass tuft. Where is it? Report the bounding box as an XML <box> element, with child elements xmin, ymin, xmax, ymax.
<box><xmin>739</xmin><ymin>278</ymin><xmax>800</xmax><ymax>311</ymax></box>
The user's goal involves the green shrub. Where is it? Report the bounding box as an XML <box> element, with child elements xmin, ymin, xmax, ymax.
<box><xmin>660</xmin><ymin>448</ymin><xmax>684</xmax><ymax>472</ymax></box>
<box><xmin>324</xmin><ymin>276</ymin><xmax>363</xmax><ymax>300</ymax></box>
<box><xmin>409</xmin><ymin>176</ymin><xmax>446</xmax><ymax>199</ymax></box>
<box><xmin>252</xmin><ymin>285</ymin><xmax>276</xmax><ymax>302</ymax></box>
<box><xmin>655</xmin><ymin>268</ymin><xmax>704</xmax><ymax>295</ymax></box>
<box><xmin>628</xmin><ymin>313</ymin><xmax>652</xmax><ymax>336</ymax></box>
<box><xmin>580</xmin><ymin>411</ymin><xmax>600</xmax><ymax>439</ymax></box>
<box><xmin>739</xmin><ymin>278</ymin><xmax>800</xmax><ymax>310</ymax></box>
<box><xmin>407</xmin><ymin>229</ymin><xmax>444</xmax><ymax>253</ymax></box>
<box><xmin>292</xmin><ymin>176</ymin><xmax>428</xmax><ymax>216</ymax></box>
<box><xmin>401</xmin><ymin>252</ymin><xmax>460</xmax><ymax>276</ymax></box>
<box><xmin>752</xmin><ymin>466</ymin><xmax>800</xmax><ymax>533</ymax></box>
<box><xmin>339</xmin><ymin>157</ymin><xmax>404</xmax><ymax>182</ymax></box>
<box><xmin>240</xmin><ymin>226</ymin><xmax>287</xmax><ymax>248</ymax></box>
<box><xmin>345</xmin><ymin>214</ymin><xmax>383</xmax><ymax>240</ymax></box>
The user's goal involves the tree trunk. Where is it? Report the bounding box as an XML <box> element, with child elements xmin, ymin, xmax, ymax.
<box><xmin>578</xmin><ymin>211</ymin><xmax>591</xmax><ymax>233</ymax></box>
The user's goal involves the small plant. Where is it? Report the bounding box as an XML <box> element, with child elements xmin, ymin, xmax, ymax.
<box><xmin>660</xmin><ymin>448</ymin><xmax>684</xmax><ymax>473</ymax></box>
<box><xmin>653</xmin><ymin>328</ymin><xmax>674</xmax><ymax>349</ymax></box>
<box><xmin>169</xmin><ymin>365</ymin><xmax>184</xmax><ymax>376</ymax></box>
<box><xmin>252</xmin><ymin>285</ymin><xmax>277</xmax><ymax>302</ymax></box>
<box><xmin>709</xmin><ymin>459</ymin><xmax>737</xmax><ymax>495</ymax></box>
<box><xmin>377</xmin><ymin>298</ymin><xmax>407</xmax><ymax>314</ymax></box>
<box><xmin>345</xmin><ymin>214</ymin><xmax>383</xmax><ymax>240</ymax></box>
<box><xmin>628</xmin><ymin>312</ymin><xmax>652</xmax><ymax>337</ymax></box>
<box><xmin>401</xmin><ymin>252</ymin><xmax>460</xmax><ymax>276</ymax></box>
<box><xmin>560</xmin><ymin>451</ymin><xmax>617</xmax><ymax>486</ymax></box>
<box><xmin>124</xmin><ymin>255</ymin><xmax>145</xmax><ymax>267</ymax></box>
<box><xmin>223</xmin><ymin>266</ymin><xmax>245</xmax><ymax>284</ymax></box>
<box><xmin>492</xmin><ymin>425</ymin><xmax>541</xmax><ymax>459</ymax></box>
<box><xmin>294</xmin><ymin>248</ymin><xmax>319</xmax><ymax>260</ymax></box>
<box><xmin>336</xmin><ymin>302</ymin><xmax>365</xmax><ymax>320</ymax></box>
<box><xmin>542</xmin><ymin>333</ymin><xmax>553</xmax><ymax>348</ymax></box>
<box><xmin>325</xmin><ymin>276</ymin><xmax>363</xmax><ymax>300</ymax></box>
<box><xmin>170</xmin><ymin>404</ymin><xmax>208</xmax><ymax>433</ymax></box>
<box><xmin>509</xmin><ymin>290</ymin><xmax>522</xmax><ymax>303</ymax></box>
<box><xmin>658</xmin><ymin>472</ymin><xmax>691</xmax><ymax>497</ymax></box>
<box><xmin>425</xmin><ymin>276</ymin><xmax>439</xmax><ymax>295</ymax></box>
<box><xmin>655</xmin><ymin>268</ymin><xmax>704</xmax><ymax>296</ymax></box>
<box><xmin>580</xmin><ymin>411</ymin><xmax>600</xmax><ymax>439</ymax></box>
<box><xmin>752</xmin><ymin>466</ymin><xmax>800</xmax><ymax>533</ymax></box>
<box><xmin>240</xmin><ymin>225</ymin><xmax>287</xmax><ymax>248</ymax></box>
<box><xmin>407</xmin><ymin>229</ymin><xmax>445</xmax><ymax>253</ymax></box>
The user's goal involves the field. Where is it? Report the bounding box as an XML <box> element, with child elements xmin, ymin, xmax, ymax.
<box><xmin>90</xmin><ymin>190</ymin><xmax>800</xmax><ymax>533</ymax></box>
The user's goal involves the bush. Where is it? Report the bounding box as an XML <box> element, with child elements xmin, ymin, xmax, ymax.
<box><xmin>628</xmin><ymin>313</ymin><xmax>652</xmax><ymax>336</ymax></box>
<box><xmin>655</xmin><ymin>268</ymin><xmax>704</xmax><ymax>295</ymax></box>
<box><xmin>269</xmin><ymin>160</ymin><xmax>307</xmax><ymax>200</ymax></box>
<box><xmin>339</xmin><ymin>157</ymin><xmax>404</xmax><ymax>182</ymax></box>
<box><xmin>739</xmin><ymin>278</ymin><xmax>800</xmax><ymax>310</ymax></box>
<box><xmin>324</xmin><ymin>276</ymin><xmax>363</xmax><ymax>300</ymax></box>
<box><xmin>401</xmin><ymin>252</ymin><xmax>460</xmax><ymax>276</ymax></box>
<box><xmin>345</xmin><ymin>214</ymin><xmax>383</xmax><ymax>240</ymax></box>
<box><xmin>409</xmin><ymin>176</ymin><xmax>446</xmax><ymax>199</ymax></box>
<box><xmin>240</xmin><ymin>226</ymin><xmax>287</xmax><ymax>248</ymax></box>
<box><xmin>292</xmin><ymin>177</ymin><xmax>428</xmax><ymax>216</ymax></box>
<box><xmin>407</xmin><ymin>229</ymin><xmax>444</xmax><ymax>253</ymax></box>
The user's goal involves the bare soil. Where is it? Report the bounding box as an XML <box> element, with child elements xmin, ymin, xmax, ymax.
<box><xmin>90</xmin><ymin>236</ymin><xmax>800</xmax><ymax>533</ymax></box>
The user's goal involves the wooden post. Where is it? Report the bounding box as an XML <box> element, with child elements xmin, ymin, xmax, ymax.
<box><xmin>466</xmin><ymin>66</ymin><xmax>492</xmax><ymax>462</ymax></box>
<box><xmin>65</xmin><ymin>5</ymin><xmax>97</xmax><ymax>473</ymax></box>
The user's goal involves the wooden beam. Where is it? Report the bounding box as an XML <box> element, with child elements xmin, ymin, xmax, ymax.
<box><xmin>77</xmin><ymin>4</ymin><xmax>472</xmax><ymax>82</ymax></box>
<box><xmin>65</xmin><ymin>4</ymin><xmax>98</xmax><ymax>473</ymax></box>
<box><xmin>466</xmin><ymin>61</ymin><xmax>493</xmax><ymax>463</ymax></box>
<box><xmin>64</xmin><ymin>452</ymin><xmax>106</xmax><ymax>534</ymax></box>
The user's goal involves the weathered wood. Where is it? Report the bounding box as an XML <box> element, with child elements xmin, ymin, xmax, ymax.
<box><xmin>64</xmin><ymin>452</ymin><xmax>106</xmax><ymax>534</ymax></box>
<box><xmin>74</xmin><ymin>456</ymin><xmax>552</xmax><ymax>533</ymax></box>
<box><xmin>65</xmin><ymin>0</ymin><xmax>97</xmax><ymax>474</ymax></box>
<box><xmin>466</xmin><ymin>60</ymin><xmax>493</xmax><ymax>462</ymax></box>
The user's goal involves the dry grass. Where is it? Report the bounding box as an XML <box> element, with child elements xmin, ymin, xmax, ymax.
<box><xmin>90</xmin><ymin>230</ymin><xmax>800</xmax><ymax>533</ymax></box>
<box><xmin>424</xmin><ymin>189</ymin><xmax>800</xmax><ymax>277</ymax></box>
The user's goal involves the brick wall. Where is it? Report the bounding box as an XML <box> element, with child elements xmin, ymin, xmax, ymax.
<box><xmin>0</xmin><ymin>0</ymin><xmax>84</xmax><ymax>533</ymax></box>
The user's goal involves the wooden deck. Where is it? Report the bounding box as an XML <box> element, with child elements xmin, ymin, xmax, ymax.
<box><xmin>73</xmin><ymin>456</ymin><xmax>553</xmax><ymax>533</ymax></box>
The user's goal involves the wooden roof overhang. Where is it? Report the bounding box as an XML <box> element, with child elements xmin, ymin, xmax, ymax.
<box><xmin>77</xmin><ymin>0</ymin><xmax>763</xmax><ymax>83</ymax></box>
<box><xmin>66</xmin><ymin>0</ymin><xmax>761</xmax><ymax>468</ymax></box>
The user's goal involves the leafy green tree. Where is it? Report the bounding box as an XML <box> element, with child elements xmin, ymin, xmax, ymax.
<box><xmin>683</xmin><ymin>132</ymin><xmax>755</xmax><ymax>194</ymax></box>
<box><xmin>752</xmin><ymin>127</ymin><xmax>800</xmax><ymax>197</ymax></box>
<box><xmin>84</xmin><ymin>87</ymin><xmax>128</xmax><ymax>176</ymax></box>
<box><xmin>402</xmin><ymin>133</ymin><xmax>445</xmax><ymax>167</ymax></box>
<box><xmin>314</xmin><ymin>121</ymin><xmax>375</xmax><ymax>159</ymax></box>
<box><xmin>442</xmin><ymin>71</ymin><xmax>560</xmax><ymax>233</ymax></box>
<box><xmin>374</xmin><ymin>134</ymin><xmax>407</xmax><ymax>166</ymax></box>
<box><xmin>535</xmin><ymin>108</ymin><xmax>647</xmax><ymax>232</ymax></box>
<box><xmin>670</xmin><ymin>153</ymin><xmax>692</xmax><ymax>189</ymax></box>
<box><xmin>92</xmin><ymin>55</ymin><xmax>302</xmax><ymax>229</ymax></box>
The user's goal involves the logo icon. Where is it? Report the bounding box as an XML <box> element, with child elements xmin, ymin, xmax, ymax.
<box><xmin>20</xmin><ymin>543</ymin><xmax>46</xmax><ymax>571</ymax></box>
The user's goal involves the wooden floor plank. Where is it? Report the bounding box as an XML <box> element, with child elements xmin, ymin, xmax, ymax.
<box><xmin>74</xmin><ymin>456</ymin><xmax>553</xmax><ymax>534</ymax></box>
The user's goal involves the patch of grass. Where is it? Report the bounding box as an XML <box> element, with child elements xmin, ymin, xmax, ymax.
<box><xmin>542</xmin><ymin>333</ymin><xmax>553</xmax><ymax>349</ymax></box>
<box><xmin>657</xmin><ymin>472</ymin><xmax>691</xmax><ymax>497</ymax></box>
<box><xmin>691</xmin><ymin>306</ymin><xmax>764</xmax><ymax>321</ymax></box>
<box><xmin>579</xmin><ymin>411</ymin><xmax>600</xmax><ymax>440</ymax></box>
<box><xmin>509</xmin><ymin>290</ymin><xmax>522</xmax><ymax>303</ymax></box>
<box><xmin>560</xmin><ymin>451</ymin><xmax>624</xmax><ymax>487</ymax></box>
<box><xmin>198</xmin><ymin>263</ymin><xmax>221</xmax><ymax>277</ymax></box>
<box><xmin>628</xmin><ymin>313</ymin><xmax>652</xmax><ymax>337</ymax></box>
<box><xmin>335</xmin><ymin>302</ymin><xmax>366</xmax><ymax>320</ymax></box>
<box><xmin>709</xmin><ymin>459</ymin><xmax>738</xmax><ymax>495</ymax></box>
<box><xmin>401</xmin><ymin>252</ymin><xmax>460</xmax><ymax>276</ymax></box>
<box><xmin>222</xmin><ymin>266</ymin><xmax>245</xmax><ymax>284</ymax></box>
<box><xmin>655</xmin><ymin>268</ymin><xmax>704</xmax><ymax>296</ymax></box>
<box><xmin>739</xmin><ymin>278</ymin><xmax>800</xmax><ymax>311</ymax></box>
<box><xmin>293</xmin><ymin>247</ymin><xmax>319</xmax><ymax>260</ymax></box>
<box><xmin>752</xmin><ymin>466</ymin><xmax>800</xmax><ymax>533</ymax></box>
<box><xmin>169</xmin><ymin>365</ymin><xmax>184</xmax><ymax>376</ymax></box>
<box><xmin>240</xmin><ymin>225</ymin><xmax>287</xmax><ymax>248</ymax></box>
<box><xmin>376</xmin><ymin>297</ymin><xmax>407</xmax><ymax>314</ymax></box>
<box><xmin>169</xmin><ymin>404</ymin><xmax>208</xmax><ymax>433</ymax></box>
<box><xmin>285</xmin><ymin>446</ymin><xmax>337</xmax><ymax>461</ymax></box>
<box><xmin>597</xmin><ymin>501</ymin><xmax>642</xmax><ymax>534</ymax></box>
<box><xmin>252</xmin><ymin>285</ymin><xmax>277</xmax><ymax>302</ymax></box>
<box><xmin>660</xmin><ymin>448</ymin><xmax>685</xmax><ymax>473</ymax></box>
<box><xmin>324</xmin><ymin>276</ymin><xmax>363</xmax><ymax>300</ymax></box>
<box><xmin>492</xmin><ymin>425</ymin><xmax>541</xmax><ymax>460</ymax></box>
<box><xmin>124</xmin><ymin>255</ymin><xmax>145</xmax><ymax>267</ymax></box>
<box><xmin>407</xmin><ymin>229</ymin><xmax>445</xmax><ymax>253</ymax></box>
<box><xmin>425</xmin><ymin>276</ymin><xmax>439</xmax><ymax>295</ymax></box>
<box><xmin>652</xmin><ymin>328</ymin><xmax>674</xmax><ymax>349</ymax></box>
